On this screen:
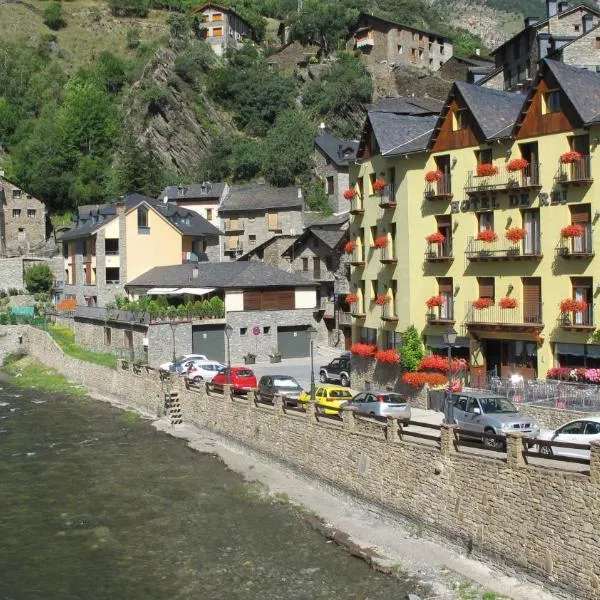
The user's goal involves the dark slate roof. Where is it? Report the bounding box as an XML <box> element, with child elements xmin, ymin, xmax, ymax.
<box><xmin>303</xmin><ymin>212</ymin><xmax>349</xmax><ymax>228</ymax></box>
<box><xmin>369</xmin><ymin>112</ymin><xmax>439</xmax><ymax>156</ymax></box>
<box><xmin>219</xmin><ymin>184</ymin><xmax>303</xmax><ymax>213</ymax></box>
<box><xmin>543</xmin><ymin>58</ymin><xmax>600</xmax><ymax>124</ymax></box>
<box><xmin>237</xmin><ymin>234</ymin><xmax>298</xmax><ymax>260</ymax></box>
<box><xmin>126</xmin><ymin>262</ymin><xmax>315</xmax><ymax>289</ymax></box>
<box><xmin>454</xmin><ymin>81</ymin><xmax>525</xmax><ymax>140</ymax></box>
<box><xmin>314</xmin><ymin>133</ymin><xmax>359</xmax><ymax>168</ymax></box>
<box><xmin>60</xmin><ymin>193</ymin><xmax>221</xmax><ymax>241</ymax></box>
<box><xmin>370</xmin><ymin>97</ymin><xmax>443</xmax><ymax>115</ymax></box>
<box><xmin>311</xmin><ymin>228</ymin><xmax>346</xmax><ymax>249</ymax></box>
<box><xmin>159</xmin><ymin>182</ymin><xmax>226</xmax><ymax>201</ymax></box>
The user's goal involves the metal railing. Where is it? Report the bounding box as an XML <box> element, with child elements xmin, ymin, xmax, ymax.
<box><xmin>74</xmin><ymin>304</ymin><xmax>225</xmax><ymax>323</ymax></box>
<box><xmin>424</xmin><ymin>174</ymin><xmax>452</xmax><ymax>199</ymax></box>
<box><xmin>465</xmin><ymin>301</ymin><xmax>543</xmax><ymax>325</ymax></box>
<box><xmin>558</xmin><ymin>156</ymin><xmax>592</xmax><ymax>183</ymax></box>
<box><xmin>465</xmin><ymin>233</ymin><xmax>541</xmax><ymax>260</ymax></box>
<box><xmin>381</xmin><ymin>301</ymin><xmax>398</xmax><ymax>320</ymax></box>
<box><xmin>350</xmin><ymin>246</ymin><xmax>364</xmax><ymax>264</ymax></box>
<box><xmin>425</xmin><ymin>240</ymin><xmax>453</xmax><ymax>260</ymax></box>
<box><xmin>350</xmin><ymin>195</ymin><xmax>364</xmax><ymax>213</ymax></box>
<box><xmin>426</xmin><ymin>299</ymin><xmax>454</xmax><ymax>322</ymax></box>
<box><xmin>378</xmin><ymin>184</ymin><xmax>396</xmax><ymax>206</ymax></box>
<box><xmin>465</xmin><ymin>163</ymin><xmax>540</xmax><ymax>193</ymax></box>
<box><xmin>380</xmin><ymin>243</ymin><xmax>396</xmax><ymax>262</ymax></box>
<box><xmin>556</xmin><ymin>224</ymin><xmax>594</xmax><ymax>256</ymax></box>
<box><xmin>560</xmin><ymin>303</ymin><xmax>594</xmax><ymax>327</ymax></box>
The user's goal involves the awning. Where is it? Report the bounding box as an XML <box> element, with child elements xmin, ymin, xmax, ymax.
<box><xmin>426</xmin><ymin>335</ymin><xmax>470</xmax><ymax>349</ymax></box>
<box><xmin>146</xmin><ymin>287</ymin><xmax>179</xmax><ymax>295</ymax></box>
<box><xmin>174</xmin><ymin>287</ymin><xmax>215</xmax><ymax>296</ymax></box>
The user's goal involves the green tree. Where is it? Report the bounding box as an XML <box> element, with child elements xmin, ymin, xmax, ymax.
<box><xmin>196</xmin><ymin>137</ymin><xmax>232</xmax><ymax>182</ymax></box>
<box><xmin>24</xmin><ymin>264</ymin><xmax>54</xmax><ymax>295</ymax></box>
<box><xmin>174</xmin><ymin>42</ymin><xmax>214</xmax><ymax>83</ymax></box>
<box><xmin>230</xmin><ymin>138</ymin><xmax>262</xmax><ymax>181</ymax></box>
<box><xmin>114</xmin><ymin>132</ymin><xmax>165</xmax><ymax>197</ymax></box>
<box><xmin>96</xmin><ymin>52</ymin><xmax>129</xmax><ymax>95</ymax></box>
<box><xmin>167</xmin><ymin>12</ymin><xmax>190</xmax><ymax>43</ymax></box>
<box><xmin>43</xmin><ymin>2</ymin><xmax>65</xmax><ymax>30</ymax></box>
<box><xmin>400</xmin><ymin>326</ymin><xmax>424</xmax><ymax>372</ymax></box>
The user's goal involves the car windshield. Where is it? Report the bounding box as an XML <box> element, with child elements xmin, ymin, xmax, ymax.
<box><xmin>329</xmin><ymin>390</ymin><xmax>352</xmax><ymax>398</ymax></box>
<box><xmin>273</xmin><ymin>377</ymin><xmax>300</xmax><ymax>388</ymax></box>
<box><xmin>480</xmin><ymin>397</ymin><xmax>518</xmax><ymax>414</ymax></box>
<box><xmin>235</xmin><ymin>369</ymin><xmax>254</xmax><ymax>378</ymax></box>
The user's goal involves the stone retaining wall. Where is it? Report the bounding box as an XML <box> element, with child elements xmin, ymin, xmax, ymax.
<box><xmin>8</xmin><ymin>325</ymin><xmax>600</xmax><ymax>599</ymax></box>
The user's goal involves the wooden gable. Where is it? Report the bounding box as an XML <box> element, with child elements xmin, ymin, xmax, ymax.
<box><xmin>431</xmin><ymin>98</ymin><xmax>479</xmax><ymax>153</ymax></box>
<box><xmin>358</xmin><ymin>119</ymin><xmax>378</xmax><ymax>160</ymax></box>
<box><xmin>516</xmin><ymin>73</ymin><xmax>581</xmax><ymax>139</ymax></box>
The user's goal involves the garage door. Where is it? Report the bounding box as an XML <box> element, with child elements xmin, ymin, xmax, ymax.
<box><xmin>192</xmin><ymin>325</ymin><xmax>226</xmax><ymax>363</ymax></box>
<box><xmin>277</xmin><ymin>326</ymin><xmax>311</xmax><ymax>359</ymax></box>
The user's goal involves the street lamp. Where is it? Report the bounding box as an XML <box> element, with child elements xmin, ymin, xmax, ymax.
<box><xmin>443</xmin><ymin>325</ymin><xmax>458</xmax><ymax>390</ymax></box>
<box><xmin>307</xmin><ymin>325</ymin><xmax>317</xmax><ymax>404</ymax></box>
<box><xmin>224</xmin><ymin>324</ymin><xmax>233</xmax><ymax>386</ymax></box>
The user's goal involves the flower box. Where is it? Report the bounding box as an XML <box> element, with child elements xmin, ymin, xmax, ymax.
<box><xmin>561</xmin><ymin>224</ymin><xmax>584</xmax><ymax>238</ymax></box>
<box><xmin>374</xmin><ymin>348</ymin><xmax>400</xmax><ymax>364</ymax></box>
<box><xmin>425</xmin><ymin>170</ymin><xmax>444</xmax><ymax>183</ymax></box>
<box><xmin>343</xmin><ymin>188</ymin><xmax>356</xmax><ymax>200</ymax></box>
<box><xmin>473</xmin><ymin>297</ymin><xmax>493</xmax><ymax>310</ymax></box>
<box><xmin>507</xmin><ymin>158</ymin><xmax>529</xmax><ymax>172</ymax></box>
<box><xmin>476</xmin><ymin>229</ymin><xmax>498</xmax><ymax>243</ymax></box>
<box><xmin>425</xmin><ymin>295</ymin><xmax>444</xmax><ymax>308</ymax></box>
<box><xmin>560</xmin><ymin>299</ymin><xmax>587</xmax><ymax>313</ymax></box>
<box><xmin>476</xmin><ymin>163</ymin><xmax>498</xmax><ymax>177</ymax></box>
<box><xmin>350</xmin><ymin>342</ymin><xmax>377</xmax><ymax>358</ymax></box>
<box><xmin>373</xmin><ymin>178</ymin><xmax>386</xmax><ymax>192</ymax></box>
<box><xmin>345</xmin><ymin>293</ymin><xmax>358</xmax><ymax>304</ymax></box>
<box><xmin>560</xmin><ymin>151</ymin><xmax>583</xmax><ymax>164</ymax></box>
<box><xmin>402</xmin><ymin>372</ymin><xmax>448</xmax><ymax>388</ymax></box>
<box><xmin>499</xmin><ymin>297</ymin><xmax>517</xmax><ymax>309</ymax></box>
<box><xmin>373</xmin><ymin>235</ymin><xmax>388</xmax><ymax>249</ymax></box>
<box><xmin>426</xmin><ymin>231</ymin><xmax>446</xmax><ymax>244</ymax></box>
<box><xmin>505</xmin><ymin>227</ymin><xmax>526</xmax><ymax>242</ymax></box>
<box><xmin>374</xmin><ymin>294</ymin><xmax>390</xmax><ymax>305</ymax></box>
<box><xmin>344</xmin><ymin>240</ymin><xmax>357</xmax><ymax>253</ymax></box>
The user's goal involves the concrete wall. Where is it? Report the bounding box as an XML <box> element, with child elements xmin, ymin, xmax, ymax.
<box><xmin>11</xmin><ymin>324</ymin><xmax>600</xmax><ymax>600</ymax></box>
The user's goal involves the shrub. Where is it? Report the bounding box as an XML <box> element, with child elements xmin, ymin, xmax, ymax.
<box><xmin>126</xmin><ymin>27</ymin><xmax>141</xmax><ymax>49</ymax></box>
<box><xmin>174</xmin><ymin>42</ymin><xmax>214</xmax><ymax>83</ymax></box>
<box><xmin>43</xmin><ymin>2</ymin><xmax>65</xmax><ymax>30</ymax></box>
<box><xmin>108</xmin><ymin>0</ymin><xmax>149</xmax><ymax>17</ymax></box>
<box><xmin>24</xmin><ymin>263</ymin><xmax>55</xmax><ymax>295</ymax></box>
<box><xmin>399</xmin><ymin>325</ymin><xmax>424</xmax><ymax>372</ymax></box>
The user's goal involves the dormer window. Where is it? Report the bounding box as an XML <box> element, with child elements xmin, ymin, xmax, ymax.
<box><xmin>453</xmin><ymin>108</ymin><xmax>467</xmax><ymax>131</ymax></box>
<box><xmin>542</xmin><ymin>90</ymin><xmax>561</xmax><ymax>114</ymax></box>
<box><xmin>137</xmin><ymin>206</ymin><xmax>149</xmax><ymax>233</ymax></box>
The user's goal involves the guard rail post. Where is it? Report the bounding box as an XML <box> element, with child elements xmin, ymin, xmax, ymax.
<box><xmin>590</xmin><ymin>441</ymin><xmax>600</xmax><ymax>484</ymax></box>
<box><xmin>386</xmin><ymin>416</ymin><xmax>399</xmax><ymax>444</ymax></box>
<box><xmin>340</xmin><ymin>409</ymin><xmax>356</xmax><ymax>432</ymax></box>
<box><xmin>506</xmin><ymin>432</ymin><xmax>527</xmax><ymax>469</ymax></box>
<box><xmin>439</xmin><ymin>424</ymin><xmax>458</xmax><ymax>456</ymax></box>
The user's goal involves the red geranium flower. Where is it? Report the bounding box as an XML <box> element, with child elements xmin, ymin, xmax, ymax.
<box><xmin>344</xmin><ymin>240</ymin><xmax>357</xmax><ymax>253</ymax></box>
<box><xmin>473</xmin><ymin>297</ymin><xmax>493</xmax><ymax>309</ymax></box>
<box><xmin>373</xmin><ymin>235</ymin><xmax>388</xmax><ymax>249</ymax></box>
<box><xmin>426</xmin><ymin>232</ymin><xmax>445</xmax><ymax>244</ymax></box>
<box><xmin>425</xmin><ymin>170</ymin><xmax>444</xmax><ymax>183</ymax></box>
<box><xmin>476</xmin><ymin>229</ymin><xmax>498</xmax><ymax>243</ymax></box>
<box><xmin>374</xmin><ymin>349</ymin><xmax>401</xmax><ymax>364</ymax></box>
<box><xmin>560</xmin><ymin>151</ymin><xmax>583</xmax><ymax>164</ymax></box>
<box><xmin>476</xmin><ymin>163</ymin><xmax>498</xmax><ymax>177</ymax></box>
<box><xmin>499</xmin><ymin>297</ymin><xmax>517</xmax><ymax>309</ymax></box>
<box><xmin>561</xmin><ymin>224</ymin><xmax>584</xmax><ymax>238</ymax></box>
<box><xmin>507</xmin><ymin>158</ymin><xmax>529</xmax><ymax>172</ymax></box>
<box><xmin>373</xmin><ymin>178</ymin><xmax>386</xmax><ymax>192</ymax></box>
<box><xmin>343</xmin><ymin>188</ymin><xmax>356</xmax><ymax>200</ymax></box>
<box><xmin>505</xmin><ymin>227</ymin><xmax>525</xmax><ymax>242</ymax></box>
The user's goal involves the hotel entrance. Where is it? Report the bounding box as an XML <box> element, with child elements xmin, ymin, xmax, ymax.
<box><xmin>482</xmin><ymin>338</ymin><xmax>538</xmax><ymax>380</ymax></box>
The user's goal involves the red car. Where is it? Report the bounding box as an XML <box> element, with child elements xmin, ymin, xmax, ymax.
<box><xmin>209</xmin><ymin>367</ymin><xmax>257</xmax><ymax>394</ymax></box>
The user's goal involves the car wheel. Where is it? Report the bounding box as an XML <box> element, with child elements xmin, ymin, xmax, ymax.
<box><xmin>539</xmin><ymin>443</ymin><xmax>553</xmax><ymax>457</ymax></box>
<box><xmin>193</xmin><ymin>376</ymin><xmax>203</xmax><ymax>384</ymax></box>
<box><xmin>340</xmin><ymin>374</ymin><xmax>350</xmax><ymax>387</ymax></box>
<box><xmin>483</xmin><ymin>428</ymin><xmax>500</xmax><ymax>449</ymax></box>
<box><xmin>319</xmin><ymin>372</ymin><xmax>327</xmax><ymax>383</ymax></box>
<box><xmin>369</xmin><ymin>411</ymin><xmax>376</xmax><ymax>418</ymax></box>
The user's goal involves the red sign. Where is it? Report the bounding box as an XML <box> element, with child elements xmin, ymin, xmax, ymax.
<box><xmin>252</xmin><ymin>325</ymin><xmax>261</xmax><ymax>336</ymax></box>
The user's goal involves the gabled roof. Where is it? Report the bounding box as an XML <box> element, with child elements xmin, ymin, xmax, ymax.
<box><xmin>159</xmin><ymin>182</ymin><xmax>226</xmax><ymax>201</ymax></box>
<box><xmin>219</xmin><ymin>184</ymin><xmax>303</xmax><ymax>213</ymax></box>
<box><xmin>188</xmin><ymin>2</ymin><xmax>253</xmax><ymax>31</ymax></box>
<box><xmin>281</xmin><ymin>227</ymin><xmax>347</xmax><ymax>258</ymax></box>
<box><xmin>354</xmin><ymin>12</ymin><xmax>453</xmax><ymax>42</ymax></box>
<box><xmin>237</xmin><ymin>234</ymin><xmax>298</xmax><ymax>261</ymax></box>
<box><xmin>303</xmin><ymin>212</ymin><xmax>349</xmax><ymax>228</ymax></box>
<box><xmin>370</xmin><ymin>97</ymin><xmax>443</xmax><ymax>115</ymax></box>
<box><xmin>314</xmin><ymin>133</ymin><xmax>358</xmax><ymax>168</ymax></box>
<box><xmin>60</xmin><ymin>193</ymin><xmax>221</xmax><ymax>241</ymax></box>
<box><xmin>126</xmin><ymin>262</ymin><xmax>315</xmax><ymax>290</ymax></box>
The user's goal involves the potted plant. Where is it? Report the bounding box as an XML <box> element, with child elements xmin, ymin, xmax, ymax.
<box><xmin>560</xmin><ymin>150</ymin><xmax>583</xmax><ymax>164</ymax></box>
<box><xmin>426</xmin><ymin>231</ymin><xmax>445</xmax><ymax>244</ymax></box>
<box><xmin>244</xmin><ymin>352</ymin><xmax>256</xmax><ymax>365</ymax></box>
<box><xmin>476</xmin><ymin>229</ymin><xmax>498</xmax><ymax>243</ymax></box>
<box><xmin>561</xmin><ymin>224</ymin><xmax>584</xmax><ymax>238</ymax></box>
<box><xmin>505</xmin><ymin>227</ymin><xmax>526</xmax><ymax>243</ymax></box>
<box><xmin>425</xmin><ymin>295</ymin><xmax>444</xmax><ymax>308</ymax></box>
<box><xmin>507</xmin><ymin>158</ymin><xmax>529</xmax><ymax>172</ymax></box>
<box><xmin>343</xmin><ymin>240</ymin><xmax>357</xmax><ymax>254</ymax></box>
<box><xmin>374</xmin><ymin>294</ymin><xmax>389</xmax><ymax>305</ymax></box>
<box><xmin>473</xmin><ymin>297</ymin><xmax>494</xmax><ymax>310</ymax></box>
<box><xmin>373</xmin><ymin>178</ymin><xmax>386</xmax><ymax>193</ymax></box>
<box><xmin>425</xmin><ymin>170</ymin><xmax>444</xmax><ymax>183</ymax></box>
<box><xmin>269</xmin><ymin>348</ymin><xmax>282</xmax><ymax>363</ymax></box>
<box><xmin>343</xmin><ymin>188</ymin><xmax>356</xmax><ymax>200</ymax></box>
<box><xmin>373</xmin><ymin>235</ymin><xmax>388</xmax><ymax>249</ymax></box>
<box><xmin>499</xmin><ymin>297</ymin><xmax>518</xmax><ymax>309</ymax></box>
<box><xmin>560</xmin><ymin>298</ymin><xmax>587</xmax><ymax>313</ymax></box>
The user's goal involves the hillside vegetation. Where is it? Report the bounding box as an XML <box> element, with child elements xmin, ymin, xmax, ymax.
<box><xmin>0</xmin><ymin>0</ymin><xmax>536</xmax><ymax>216</ymax></box>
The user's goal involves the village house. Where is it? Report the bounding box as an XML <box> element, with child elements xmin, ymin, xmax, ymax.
<box><xmin>59</xmin><ymin>194</ymin><xmax>221</xmax><ymax>307</ymax></box>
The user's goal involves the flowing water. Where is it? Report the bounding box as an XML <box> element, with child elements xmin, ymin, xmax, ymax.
<box><xmin>0</xmin><ymin>382</ymin><xmax>423</xmax><ymax>600</ymax></box>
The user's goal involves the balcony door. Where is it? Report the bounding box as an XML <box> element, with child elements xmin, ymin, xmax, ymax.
<box><xmin>519</xmin><ymin>141</ymin><xmax>539</xmax><ymax>184</ymax></box>
<box><xmin>522</xmin><ymin>209</ymin><xmax>540</xmax><ymax>255</ymax></box>
<box><xmin>522</xmin><ymin>277</ymin><xmax>541</xmax><ymax>323</ymax></box>
<box><xmin>436</xmin><ymin>215</ymin><xmax>452</xmax><ymax>257</ymax></box>
<box><xmin>572</xmin><ymin>277</ymin><xmax>592</xmax><ymax>325</ymax></box>
<box><xmin>570</xmin><ymin>205</ymin><xmax>591</xmax><ymax>253</ymax></box>
<box><xmin>434</xmin><ymin>154</ymin><xmax>451</xmax><ymax>194</ymax></box>
<box><xmin>438</xmin><ymin>278</ymin><xmax>453</xmax><ymax>320</ymax></box>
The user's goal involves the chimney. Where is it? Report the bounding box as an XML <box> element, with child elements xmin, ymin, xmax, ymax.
<box><xmin>547</xmin><ymin>0</ymin><xmax>558</xmax><ymax>17</ymax></box>
<box><xmin>177</xmin><ymin>184</ymin><xmax>184</xmax><ymax>197</ymax></box>
<box><xmin>558</xmin><ymin>1</ymin><xmax>569</xmax><ymax>13</ymax></box>
<box><xmin>115</xmin><ymin>197</ymin><xmax>125</xmax><ymax>216</ymax></box>
<box><xmin>583</xmin><ymin>14</ymin><xmax>593</xmax><ymax>34</ymax></box>
<box><xmin>525</xmin><ymin>16</ymin><xmax>539</xmax><ymax>27</ymax></box>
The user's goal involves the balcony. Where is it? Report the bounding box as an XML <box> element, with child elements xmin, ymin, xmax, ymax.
<box><xmin>223</xmin><ymin>242</ymin><xmax>243</xmax><ymax>255</ymax></box>
<box><xmin>557</xmin><ymin>156</ymin><xmax>592</xmax><ymax>186</ymax></box>
<box><xmin>424</xmin><ymin>240</ymin><xmax>453</xmax><ymax>263</ymax></box>
<box><xmin>559</xmin><ymin>304</ymin><xmax>595</xmax><ymax>331</ymax></box>
<box><xmin>380</xmin><ymin>302</ymin><xmax>398</xmax><ymax>322</ymax></box>
<box><xmin>464</xmin><ymin>301</ymin><xmax>543</xmax><ymax>333</ymax></box>
<box><xmin>223</xmin><ymin>219</ymin><xmax>244</xmax><ymax>233</ymax></box>
<box><xmin>378</xmin><ymin>184</ymin><xmax>396</xmax><ymax>208</ymax></box>
<box><xmin>379</xmin><ymin>243</ymin><xmax>397</xmax><ymax>265</ymax></box>
<box><xmin>556</xmin><ymin>224</ymin><xmax>594</xmax><ymax>259</ymax></box>
<box><xmin>465</xmin><ymin>234</ymin><xmax>542</xmax><ymax>261</ymax></box>
<box><xmin>426</xmin><ymin>301</ymin><xmax>454</xmax><ymax>325</ymax></box>
<box><xmin>355</xmin><ymin>34</ymin><xmax>374</xmax><ymax>49</ymax></box>
<box><xmin>350</xmin><ymin>301</ymin><xmax>366</xmax><ymax>318</ymax></box>
<box><xmin>349</xmin><ymin>246</ymin><xmax>365</xmax><ymax>266</ymax></box>
<box><xmin>337</xmin><ymin>311</ymin><xmax>353</xmax><ymax>326</ymax></box>
<box><xmin>349</xmin><ymin>195</ymin><xmax>364</xmax><ymax>215</ymax></box>
<box><xmin>424</xmin><ymin>174</ymin><xmax>452</xmax><ymax>200</ymax></box>
<box><xmin>465</xmin><ymin>164</ymin><xmax>541</xmax><ymax>195</ymax></box>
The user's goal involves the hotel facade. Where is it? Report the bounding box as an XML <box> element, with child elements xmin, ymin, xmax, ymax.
<box><xmin>348</xmin><ymin>59</ymin><xmax>600</xmax><ymax>383</ymax></box>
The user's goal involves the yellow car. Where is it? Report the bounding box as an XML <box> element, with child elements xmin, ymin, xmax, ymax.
<box><xmin>298</xmin><ymin>384</ymin><xmax>353</xmax><ymax>415</ymax></box>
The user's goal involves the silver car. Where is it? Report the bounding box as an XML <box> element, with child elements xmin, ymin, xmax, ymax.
<box><xmin>444</xmin><ymin>391</ymin><xmax>540</xmax><ymax>448</ymax></box>
<box><xmin>345</xmin><ymin>390</ymin><xmax>411</xmax><ymax>424</ymax></box>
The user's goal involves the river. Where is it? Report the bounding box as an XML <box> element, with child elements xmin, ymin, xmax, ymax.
<box><xmin>0</xmin><ymin>381</ymin><xmax>423</xmax><ymax>600</ymax></box>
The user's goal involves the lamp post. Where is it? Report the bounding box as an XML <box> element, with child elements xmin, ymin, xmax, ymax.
<box><xmin>307</xmin><ymin>325</ymin><xmax>317</xmax><ymax>405</ymax></box>
<box><xmin>224</xmin><ymin>324</ymin><xmax>233</xmax><ymax>386</ymax></box>
<box><xmin>443</xmin><ymin>325</ymin><xmax>458</xmax><ymax>391</ymax></box>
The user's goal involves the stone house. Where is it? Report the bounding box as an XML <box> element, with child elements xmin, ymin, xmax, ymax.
<box><xmin>438</xmin><ymin>53</ymin><xmax>496</xmax><ymax>85</ymax></box>
<box><xmin>0</xmin><ymin>175</ymin><xmax>47</xmax><ymax>256</ymax></box>
<box><xmin>59</xmin><ymin>194</ymin><xmax>221</xmax><ymax>307</ymax></box>
<box><xmin>551</xmin><ymin>22</ymin><xmax>600</xmax><ymax>71</ymax></box>
<box><xmin>346</xmin><ymin>13</ymin><xmax>453</xmax><ymax>73</ymax></box>
<box><xmin>69</xmin><ymin>261</ymin><xmax>323</xmax><ymax>366</ymax></box>
<box><xmin>237</xmin><ymin>234</ymin><xmax>298</xmax><ymax>268</ymax></box>
<box><xmin>189</xmin><ymin>2</ymin><xmax>253</xmax><ymax>56</ymax></box>
<box><xmin>159</xmin><ymin>182</ymin><xmax>228</xmax><ymax>231</ymax></box>
<box><xmin>487</xmin><ymin>0</ymin><xmax>600</xmax><ymax>92</ymax></box>
<box><xmin>314</xmin><ymin>132</ymin><xmax>358</xmax><ymax>214</ymax></box>
<box><xmin>218</xmin><ymin>184</ymin><xmax>304</xmax><ymax>260</ymax></box>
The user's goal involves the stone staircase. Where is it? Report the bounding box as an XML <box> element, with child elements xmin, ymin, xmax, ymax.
<box><xmin>164</xmin><ymin>392</ymin><xmax>182</xmax><ymax>425</ymax></box>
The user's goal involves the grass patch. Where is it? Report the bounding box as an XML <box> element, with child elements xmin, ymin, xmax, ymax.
<box><xmin>2</xmin><ymin>353</ymin><xmax>86</xmax><ymax>396</ymax></box>
<box><xmin>119</xmin><ymin>410</ymin><xmax>141</xmax><ymax>423</ymax></box>
<box><xmin>48</xmin><ymin>325</ymin><xmax>117</xmax><ymax>369</ymax></box>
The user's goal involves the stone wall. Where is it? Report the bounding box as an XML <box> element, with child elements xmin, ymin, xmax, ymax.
<box><xmin>13</xmin><ymin>324</ymin><xmax>600</xmax><ymax>600</ymax></box>
<box><xmin>313</xmin><ymin>150</ymin><xmax>350</xmax><ymax>215</ymax></box>
<box><xmin>0</xmin><ymin>256</ymin><xmax>59</xmax><ymax>292</ymax></box>
<box><xmin>74</xmin><ymin>318</ymin><xmax>149</xmax><ymax>362</ymax></box>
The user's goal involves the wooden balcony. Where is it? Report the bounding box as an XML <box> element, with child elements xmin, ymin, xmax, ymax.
<box><xmin>223</xmin><ymin>219</ymin><xmax>244</xmax><ymax>233</ymax></box>
<box><xmin>465</xmin><ymin>301</ymin><xmax>543</xmax><ymax>333</ymax></box>
<box><xmin>465</xmin><ymin>235</ymin><xmax>542</xmax><ymax>261</ymax></box>
<box><xmin>424</xmin><ymin>174</ymin><xmax>452</xmax><ymax>200</ymax></box>
<box><xmin>557</xmin><ymin>156</ymin><xmax>592</xmax><ymax>186</ymax></box>
<box><xmin>465</xmin><ymin>164</ymin><xmax>541</xmax><ymax>195</ymax></box>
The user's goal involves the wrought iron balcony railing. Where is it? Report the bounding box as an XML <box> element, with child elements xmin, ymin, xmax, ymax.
<box><xmin>465</xmin><ymin>234</ymin><xmax>542</xmax><ymax>261</ymax></box>
<box><xmin>425</xmin><ymin>240</ymin><xmax>453</xmax><ymax>262</ymax></box>
<box><xmin>465</xmin><ymin>301</ymin><xmax>543</xmax><ymax>329</ymax></box>
<box><xmin>556</xmin><ymin>224</ymin><xmax>594</xmax><ymax>258</ymax></box>
<box><xmin>424</xmin><ymin>174</ymin><xmax>452</xmax><ymax>200</ymax></box>
<box><xmin>378</xmin><ymin>184</ymin><xmax>396</xmax><ymax>208</ymax></box>
<box><xmin>349</xmin><ymin>195</ymin><xmax>364</xmax><ymax>215</ymax></box>
<box><xmin>465</xmin><ymin>164</ymin><xmax>541</xmax><ymax>194</ymax></box>
<box><xmin>557</xmin><ymin>156</ymin><xmax>592</xmax><ymax>185</ymax></box>
<box><xmin>426</xmin><ymin>299</ymin><xmax>454</xmax><ymax>324</ymax></box>
<box><xmin>559</xmin><ymin>303</ymin><xmax>594</xmax><ymax>329</ymax></box>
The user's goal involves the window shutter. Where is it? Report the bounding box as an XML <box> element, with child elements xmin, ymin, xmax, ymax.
<box><xmin>436</xmin><ymin>215</ymin><xmax>451</xmax><ymax>227</ymax></box>
<box><xmin>478</xmin><ymin>277</ymin><xmax>494</xmax><ymax>299</ymax></box>
<box><xmin>268</xmin><ymin>212</ymin><xmax>278</xmax><ymax>230</ymax></box>
<box><xmin>570</xmin><ymin>205</ymin><xmax>590</xmax><ymax>223</ymax></box>
<box><xmin>227</xmin><ymin>235</ymin><xmax>239</xmax><ymax>249</ymax></box>
<box><xmin>437</xmin><ymin>277</ymin><xmax>453</xmax><ymax>293</ymax></box>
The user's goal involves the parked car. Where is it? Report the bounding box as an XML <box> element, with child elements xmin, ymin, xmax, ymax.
<box><xmin>344</xmin><ymin>391</ymin><xmax>411</xmax><ymax>425</ymax></box>
<box><xmin>159</xmin><ymin>354</ymin><xmax>208</xmax><ymax>374</ymax></box>
<box><xmin>257</xmin><ymin>375</ymin><xmax>303</xmax><ymax>407</ymax></box>
<box><xmin>536</xmin><ymin>418</ymin><xmax>600</xmax><ymax>458</ymax></box>
<box><xmin>209</xmin><ymin>367</ymin><xmax>257</xmax><ymax>394</ymax></box>
<box><xmin>184</xmin><ymin>360</ymin><xmax>225</xmax><ymax>384</ymax></box>
<box><xmin>298</xmin><ymin>384</ymin><xmax>353</xmax><ymax>415</ymax></box>
<box><xmin>319</xmin><ymin>355</ymin><xmax>351</xmax><ymax>387</ymax></box>
<box><xmin>444</xmin><ymin>391</ymin><xmax>540</xmax><ymax>449</ymax></box>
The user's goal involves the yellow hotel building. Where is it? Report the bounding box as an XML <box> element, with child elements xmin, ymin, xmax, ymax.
<box><xmin>349</xmin><ymin>58</ymin><xmax>600</xmax><ymax>383</ymax></box>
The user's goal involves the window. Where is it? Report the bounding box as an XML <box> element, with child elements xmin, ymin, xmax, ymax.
<box><xmin>359</xmin><ymin>327</ymin><xmax>377</xmax><ymax>345</ymax></box>
<box><xmin>574</xmin><ymin>24</ymin><xmax>580</xmax><ymax>32</ymax></box>
<box><xmin>267</xmin><ymin>212</ymin><xmax>279</xmax><ymax>231</ymax></box>
<box><xmin>263</xmin><ymin>326</ymin><xmax>270</xmax><ymax>334</ymax></box>
<box><xmin>397</xmin><ymin>44</ymin><xmax>403</xmax><ymax>54</ymax></box>
<box><xmin>206</xmin><ymin>208</ymin><xmax>213</xmax><ymax>221</ymax></box>
<box><xmin>249</xmin><ymin>234</ymin><xmax>256</xmax><ymax>245</ymax></box>
<box><xmin>137</xmin><ymin>206</ymin><xmax>149</xmax><ymax>231</ymax></box>
<box><xmin>370</xmin><ymin>225</ymin><xmax>377</xmax><ymax>246</ymax></box>
<box><xmin>12</xmin><ymin>209</ymin><xmax>21</xmax><ymax>218</ymax></box>
<box><xmin>475</xmin><ymin>148</ymin><xmax>492</xmax><ymax>165</ymax></box>
<box><xmin>104</xmin><ymin>327</ymin><xmax>112</xmax><ymax>346</ymax></box>
<box><xmin>478</xmin><ymin>211</ymin><xmax>494</xmax><ymax>232</ymax></box>
<box><xmin>302</xmin><ymin>257</ymin><xmax>309</xmax><ymax>272</ymax></box>
<box><xmin>453</xmin><ymin>108</ymin><xmax>467</xmax><ymax>131</ymax></box>
<box><xmin>105</xmin><ymin>267</ymin><xmax>120</xmax><ymax>284</ymax></box>
<box><xmin>240</xmin><ymin>327</ymin><xmax>247</xmax><ymax>335</ymax></box>
<box><xmin>326</xmin><ymin>176</ymin><xmax>334</xmax><ymax>195</ymax></box>
<box><xmin>596</xmin><ymin>37</ymin><xmax>600</xmax><ymax>49</ymax></box>
<box><xmin>12</xmin><ymin>189</ymin><xmax>21</xmax><ymax>199</ymax></box>
<box><xmin>27</xmin><ymin>209</ymin><xmax>36</xmax><ymax>218</ymax></box>
<box><xmin>440</xmin><ymin>44</ymin><xmax>445</xmax><ymax>55</ymax></box>
<box><xmin>411</xmin><ymin>48</ymin><xmax>417</xmax><ymax>61</ymax></box>
<box><xmin>543</xmin><ymin>90</ymin><xmax>561</xmax><ymax>114</ymax></box>
<box><xmin>418</xmin><ymin>49</ymin><xmax>424</xmax><ymax>59</ymax></box>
